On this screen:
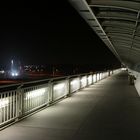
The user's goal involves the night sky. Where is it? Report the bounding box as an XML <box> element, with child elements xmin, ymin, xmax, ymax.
<box><xmin>0</xmin><ymin>1</ymin><xmax>120</xmax><ymax>69</ymax></box>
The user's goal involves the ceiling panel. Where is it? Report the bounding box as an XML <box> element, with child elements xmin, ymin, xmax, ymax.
<box><xmin>69</xmin><ymin>0</ymin><xmax>140</xmax><ymax>70</ymax></box>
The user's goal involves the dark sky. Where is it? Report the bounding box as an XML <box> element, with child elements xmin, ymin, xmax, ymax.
<box><xmin>0</xmin><ymin>1</ymin><xmax>120</xmax><ymax>68</ymax></box>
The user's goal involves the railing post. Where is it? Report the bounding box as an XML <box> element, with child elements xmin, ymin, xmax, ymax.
<box><xmin>79</xmin><ymin>75</ymin><xmax>81</xmax><ymax>90</ymax></box>
<box><xmin>112</xmin><ymin>70</ymin><xmax>114</xmax><ymax>74</ymax></box>
<box><xmin>66</xmin><ymin>77</ymin><xmax>70</xmax><ymax>97</ymax></box>
<box><xmin>16</xmin><ymin>85</ymin><xmax>23</xmax><ymax>121</ymax></box>
<box><xmin>99</xmin><ymin>72</ymin><xmax>102</xmax><ymax>80</ymax></box>
<box><xmin>95</xmin><ymin>73</ymin><xmax>97</xmax><ymax>82</ymax></box>
<box><xmin>93</xmin><ymin>73</ymin><xmax>97</xmax><ymax>84</ymax></box>
<box><xmin>86</xmin><ymin>74</ymin><xmax>88</xmax><ymax>87</ymax></box>
<box><xmin>108</xmin><ymin>70</ymin><xmax>110</xmax><ymax>76</ymax></box>
<box><xmin>92</xmin><ymin>74</ymin><xmax>94</xmax><ymax>84</ymax></box>
<box><xmin>48</xmin><ymin>81</ymin><xmax>53</xmax><ymax>104</ymax></box>
<box><xmin>91</xmin><ymin>73</ymin><xmax>93</xmax><ymax>85</ymax></box>
<box><xmin>0</xmin><ymin>94</ymin><xmax>2</xmax><ymax>124</ymax></box>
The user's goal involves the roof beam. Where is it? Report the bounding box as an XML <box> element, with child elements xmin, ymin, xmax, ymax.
<box><xmin>105</xmin><ymin>27</ymin><xmax>133</xmax><ymax>34</ymax></box>
<box><xmin>107</xmin><ymin>33</ymin><xmax>133</xmax><ymax>39</ymax></box>
<box><xmin>130</xmin><ymin>11</ymin><xmax>140</xmax><ymax>49</ymax></box>
<box><xmin>97</xmin><ymin>16</ymin><xmax>137</xmax><ymax>22</ymax></box>
<box><xmin>88</xmin><ymin>0</ymin><xmax>140</xmax><ymax>12</ymax></box>
<box><xmin>68</xmin><ymin>0</ymin><xmax>122</xmax><ymax>62</ymax></box>
<box><xmin>102</xmin><ymin>20</ymin><xmax>135</xmax><ymax>28</ymax></box>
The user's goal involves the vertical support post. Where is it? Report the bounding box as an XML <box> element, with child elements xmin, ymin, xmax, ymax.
<box><xmin>66</xmin><ymin>77</ymin><xmax>70</xmax><ymax>97</ymax></box>
<box><xmin>91</xmin><ymin>73</ymin><xmax>93</xmax><ymax>85</ymax></box>
<box><xmin>0</xmin><ymin>94</ymin><xmax>2</xmax><ymax>124</ymax></box>
<box><xmin>79</xmin><ymin>75</ymin><xmax>81</xmax><ymax>90</ymax></box>
<box><xmin>48</xmin><ymin>80</ymin><xmax>53</xmax><ymax>104</ymax></box>
<box><xmin>20</xmin><ymin>89</ymin><xmax>24</xmax><ymax>117</ymax></box>
<box><xmin>108</xmin><ymin>70</ymin><xmax>110</xmax><ymax>76</ymax></box>
<box><xmin>92</xmin><ymin>74</ymin><xmax>95</xmax><ymax>84</ymax></box>
<box><xmin>86</xmin><ymin>75</ymin><xmax>88</xmax><ymax>87</ymax></box>
<box><xmin>100</xmin><ymin>72</ymin><xmax>102</xmax><ymax>80</ymax></box>
<box><xmin>16</xmin><ymin>85</ymin><xmax>23</xmax><ymax>121</ymax></box>
<box><xmin>96</xmin><ymin>73</ymin><xmax>97</xmax><ymax>82</ymax></box>
<box><xmin>16</xmin><ymin>91</ymin><xmax>20</xmax><ymax>120</ymax></box>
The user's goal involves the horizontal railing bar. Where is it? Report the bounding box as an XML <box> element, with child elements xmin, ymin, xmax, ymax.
<box><xmin>0</xmin><ymin>68</ymin><xmax>121</xmax><ymax>130</ymax></box>
<box><xmin>0</xmin><ymin>70</ymin><xmax>113</xmax><ymax>90</ymax></box>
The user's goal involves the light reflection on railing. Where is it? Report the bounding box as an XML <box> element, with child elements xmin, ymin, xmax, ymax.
<box><xmin>0</xmin><ymin>68</ymin><xmax>121</xmax><ymax>129</ymax></box>
<box><xmin>0</xmin><ymin>98</ymin><xmax>9</xmax><ymax>109</ymax></box>
<box><xmin>25</xmin><ymin>88</ymin><xmax>46</xmax><ymax>100</ymax></box>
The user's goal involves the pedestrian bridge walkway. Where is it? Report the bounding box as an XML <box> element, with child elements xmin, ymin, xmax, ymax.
<box><xmin>0</xmin><ymin>71</ymin><xmax>140</xmax><ymax>140</ymax></box>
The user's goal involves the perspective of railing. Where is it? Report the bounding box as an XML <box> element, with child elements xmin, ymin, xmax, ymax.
<box><xmin>0</xmin><ymin>68</ymin><xmax>121</xmax><ymax>129</ymax></box>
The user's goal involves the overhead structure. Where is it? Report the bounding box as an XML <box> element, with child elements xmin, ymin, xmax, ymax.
<box><xmin>68</xmin><ymin>0</ymin><xmax>140</xmax><ymax>72</ymax></box>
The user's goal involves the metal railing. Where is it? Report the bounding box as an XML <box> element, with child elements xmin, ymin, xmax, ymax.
<box><xmin>0</xmin><ymin>69</ymin><xmax>121</xmax><ymax>129</ymax></box>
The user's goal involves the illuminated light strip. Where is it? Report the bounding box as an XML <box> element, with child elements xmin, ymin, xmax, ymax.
<box><xmin>81</xmin><ymin>77</ymin><xmax>87</xmax><ymax>83</ymax></box>
<box><xmin>70</xmin><ymin>79</ymin><xmax>79</xmax><ymax>85</ymax></box>
<box><xmin>0</xmin><ymin>98</ymin><xmax>9</xmax><ymax>108</ymax></box>
<box><xmin>53</xmin><ymin>83</ymin><xmax>65</xmax><ymax>90</ymax></box>
<box><xmin>88</xmin><ymin>76</ymin><xmax>92</xmax><ymax>83</ymax></box>
<box><xmin>25</xmin><ymin>88</ymin><xmax>46</xmax><ymax>100</ymax></box>
<box><xmin>88</xmin><ymin>76</ymin><xmax>92</xmax><ymax>79</ymax></box>
<box><xmin>81</xmin><ymin>77</ymin><xmax>87</xmax><ymax>87</ymax></box>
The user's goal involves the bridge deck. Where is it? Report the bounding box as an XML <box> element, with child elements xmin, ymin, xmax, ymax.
<box><xmin>1</xmin><ymin>71</ymin><xmax>140</xmax><ymax>140</ymax></box>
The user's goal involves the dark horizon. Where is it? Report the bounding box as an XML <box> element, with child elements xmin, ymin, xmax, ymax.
<box><xmin>0</xmin><ymin>1</ymin><xmax>121</xmax><ymax>70</ymax></box>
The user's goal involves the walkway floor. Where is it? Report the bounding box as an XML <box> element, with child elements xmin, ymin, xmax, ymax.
<box><xmin>1</xmin><ymin>71</ymin><xmax>140</xmax><ymax>140</ymax></box>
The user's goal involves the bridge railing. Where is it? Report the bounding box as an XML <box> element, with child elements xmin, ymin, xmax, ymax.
<box><xmin>0</xmin><ymin>68</ymin><xmax>121</xmax><ymax>129</ymax></box>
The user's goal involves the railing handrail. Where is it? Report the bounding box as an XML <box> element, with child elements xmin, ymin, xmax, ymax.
<box><xmin>0</xmin><ymin>69</ymin><xmax>115</xmax><ymax>90</ymax></box>
<box><xmin>0</xmin><ymin>68</ymin><xmax>121</xmax><ymax>129</ymax></box>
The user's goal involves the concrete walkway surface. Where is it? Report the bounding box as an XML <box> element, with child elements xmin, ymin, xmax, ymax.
<box><xmin>0</xmin><ymin>71</ymin><xmax>140</xmax><ymax>140</ymax></box>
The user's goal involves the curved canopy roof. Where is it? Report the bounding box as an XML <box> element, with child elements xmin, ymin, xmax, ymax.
<box><xmin>69</xmin><ymin>0</ymin><xmax>140</xmax><ymax>71</ymax></box>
